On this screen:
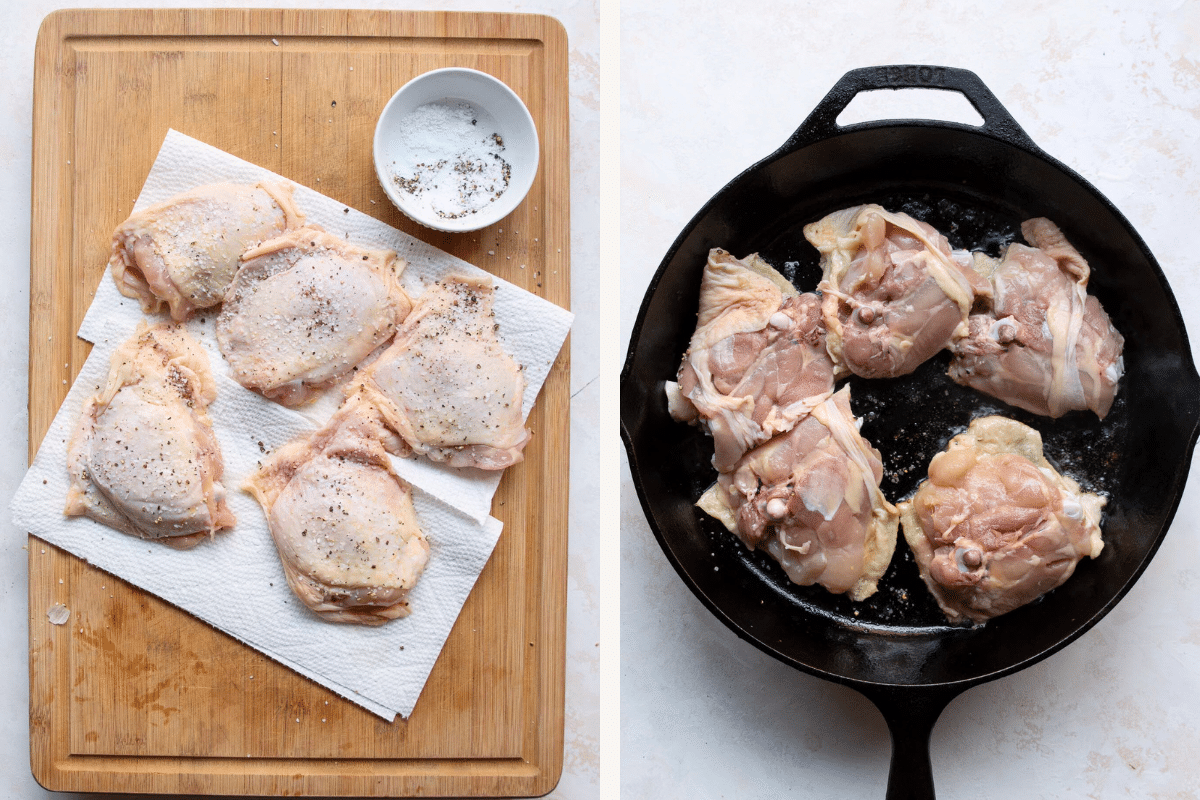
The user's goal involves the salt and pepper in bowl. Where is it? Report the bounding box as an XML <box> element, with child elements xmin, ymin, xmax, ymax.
<box><xmin>373</xmin><ymin>67</ymin><xmax>539</xmax><ymax>233</ymax></box>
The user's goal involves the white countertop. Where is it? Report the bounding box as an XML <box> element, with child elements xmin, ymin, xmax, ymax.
<box><xmin>621</xmin><ymin>2</ymin><xmax>1200</xmax><ymax>798</ymax></box>
<box><xmin>0</xmin><ymin>1</ymin><xmax>599</xmax><ymax>797</ymax></box>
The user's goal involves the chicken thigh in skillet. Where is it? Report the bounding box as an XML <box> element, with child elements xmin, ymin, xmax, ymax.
<box><xmin>697</xmin><ymin>387</ymin><xmax>899</xmax><ymax>602</ymax></box>
<box><xmin>804</xmin><ymin>204</ymin><xmax>989</xmax><ymax>379</ymax></box>
<box><xmin>899</xmin><ymin>415</ymin><xmax>1105</xmax><ymax>624</ymax></box>
<box><xmin>667</xmin><ymin>248</ymin><xmax>838</xmax><ymax>472</ymax></box>
<box><xmin>948</xmin><ymin>217</ymin><xmax>1125</xmax><ymax>419</ymax></box>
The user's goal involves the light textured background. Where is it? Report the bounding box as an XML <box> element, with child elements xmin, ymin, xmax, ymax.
<box><xmin>0</xmin><ymin>1</ymin><xmax>599</xmax><ymax>797</ymax></box>
<box><xmin>621</xmin><ymin>2</ymin><xmax>1200</xmax><ymax>799</ymax></box>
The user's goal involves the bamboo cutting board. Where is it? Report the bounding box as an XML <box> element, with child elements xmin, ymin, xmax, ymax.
<box><xmin>28</xmin><ymin>9</ymin><xmax>569</xmax><ymax>796</ymax></box>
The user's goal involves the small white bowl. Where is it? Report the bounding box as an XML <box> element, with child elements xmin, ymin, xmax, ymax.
<box><xmin>373</xmin><ymin>67</ymin><xmax>539</xmax><ymax>233</ymax></box>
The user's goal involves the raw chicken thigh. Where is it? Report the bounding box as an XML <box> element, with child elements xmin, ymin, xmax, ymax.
<box><xmin>65</xmin><ymin>323</ymin><xmax>235</xmax><ymax>548</ymax></box>
<box><xmin>350</xmin><ymin>274</ymin><xmax>530</xmax><ymax>470</ymax></box>
<box><xmin>948</xmin><ymin>218</ymin><xmax>1124</xmax><ymax>419</ymax></box>
<box><xmin>109</xmin><ymin>181</ymin><xmax>305</xmax><ymax>321</ymax></box>
<box><xmin>804</xmin><ymin>204</ymin><xmax>989</xmax><ymax>379</ymax></box>
<box><xmin>667</xmin><ymin>249</ymin><xmax>838</xmax><ymax>472</ymax></box>
<box><xmin>899</xmin><ymin>416</ymin><xmax>1105</xmax><ymax>624</ymax></box>
<box><xmin>697</xmin><ymin>387</ymin><xmax>899</xmax><ymax>601</ymax></box>
<box><xmin>245</xmin><ymin>396</ymin><xmax>430</xmax><ymax>625</ymax></box>
<box><xmin>216</xmin><ymin>227</ymin><xmax>411</xmax><ymax>406</ymax></box>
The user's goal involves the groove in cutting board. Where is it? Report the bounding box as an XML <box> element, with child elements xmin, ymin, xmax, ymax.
<box><xmin>29</xmin><ymin>9</ymin><xmax>569</xmax><ymax>796</ymax></box>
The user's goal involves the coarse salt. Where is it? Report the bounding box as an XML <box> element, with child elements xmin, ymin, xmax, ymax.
<box><xmin>390</xmin><ymin>100</ymin><xmax>511</xmax><ymax>220</ymax></box>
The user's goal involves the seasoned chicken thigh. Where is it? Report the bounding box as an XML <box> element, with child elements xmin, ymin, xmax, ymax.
<box><xmin>65</xmin><ymin>323</ymin><xmax>235</xmax><ymax>548</ymax></box>
<box><xmin>804</xmin><ymin>204</ymin><xmax>989</xmax><ymax>378</ymax></box>
<box><xmin>667</xmin><ymin>249</ymin><xmax>838</xmax><ymax>472</ymax></box>
<box><xmin>350</xmin><ymin>274</ymin><xmax>530</xmax><ymax>470</ymax></box>
<box><xmin>109</xmin><ymin>182</ymin><xmax>304</xmax><ymax>321</ymax></box>
<box><xmin>216</xmin><ymin>227</ymin><xmax>411</xmax><ymax>406</ymax></box>
<box><xmin>948</xmin><ymin>218</ymin><xmax>1125</xmax><ymax>418</ymax></box>
<box><xmin>697</xmin><ymin>387</ymin><xmax>899</xmax><ymax>601</ymax></box>
<box><xmin>246</xmin><ymin>396</ymin><xmax>430</xmax><ymax>625</ymax></box>
<box><xmin>899</xmin><ymin>416</ymin><xmax>1105</xmax><ymax>624</ymax></box>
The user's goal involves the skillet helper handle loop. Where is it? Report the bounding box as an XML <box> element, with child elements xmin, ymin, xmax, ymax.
<box><xmin>782</xmin><ymin>65</ymin><xmax>1037</xmax><ymax>154</ymax></box>
<box><xmin>860</xmin><ymin>685</ymin><xmax>959</xmax><ymax>800</ymax></box>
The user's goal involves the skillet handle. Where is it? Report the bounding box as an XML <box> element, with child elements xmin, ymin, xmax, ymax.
<box><xmin>782</xmin><ymin>65</ymin><xmax>1037</xmax><ymax>154</ymax></box>
<box><xmin>858</xmin><ymin>684</ymin><xmax>961</xmax><ymax>800</ymax></box>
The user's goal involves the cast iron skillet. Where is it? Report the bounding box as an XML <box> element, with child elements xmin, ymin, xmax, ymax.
<box><xmin>621</xmin><ymin>65</ymin><xmax>1200</xmax><ymax>800</ymax></box>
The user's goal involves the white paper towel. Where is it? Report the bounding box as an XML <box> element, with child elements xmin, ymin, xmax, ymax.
<box><xmin>11</xmin><ymin>130</ymin><xmax>572</xmax><ymax>719</ymax></box>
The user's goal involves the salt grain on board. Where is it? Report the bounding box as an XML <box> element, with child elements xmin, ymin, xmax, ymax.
<box><xmin>47</xmin><ymin>604</ymin><xmax>70</xmax><ymax>625</ymax></box>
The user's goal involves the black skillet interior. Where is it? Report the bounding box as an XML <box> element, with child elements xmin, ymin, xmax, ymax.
<box><xmin>622</xmin><ymin>67</ymin><xmax>1200</xmax><ymax>698</ymax></box>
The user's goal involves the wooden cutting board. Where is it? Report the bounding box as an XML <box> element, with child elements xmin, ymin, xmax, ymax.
<box><xmin>28</xmin><ymin>9</ymin><xmax>569</xmax><ymax>796</ymax></box>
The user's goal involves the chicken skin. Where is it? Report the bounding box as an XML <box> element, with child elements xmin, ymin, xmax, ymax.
<box><xmin>804</xmin><ymin>204</ymin><xmax>989</xmax><ymax>379</ymax></box>
<box><xmin>667</xmin><ymin>249</ymin><xmax>838</xmax><ymax>472</ymax></box>
<box><xmin>948</xmin><ymin>218</ymin><xmax>1125</xmax><ymax>419</ymax></box>
<box><xmin>65</xmin><ymin>323</ymin><xmax>235</xmax><ymax>548</ymax></box>
<box><xmin>349</xmin><ymin>274</ymin><xmax>530</xmax><ymax>470</ymax></box>
<box><xmin>899</xmin><ymin>416</ymin><xmax>1105</xmax><ymax>624</ymax></box>
<box><xmin>109</xmin><ymin>182</ymin><xmax>305</xmax><ymax>321</ymax></box>
<box><xmin>697</xmin><ymin>387</ymin><xmax>899</xmax><ymax>601</ymax></box>
<box><xmin>216</xmin><ymin>227</ymin><xmax>411</xmax><ymax>407</ymax></box>
<box><xmin>245</xmin><ymin>396</ymin><xmax>430</xmax><ymax>625</ymax></box>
